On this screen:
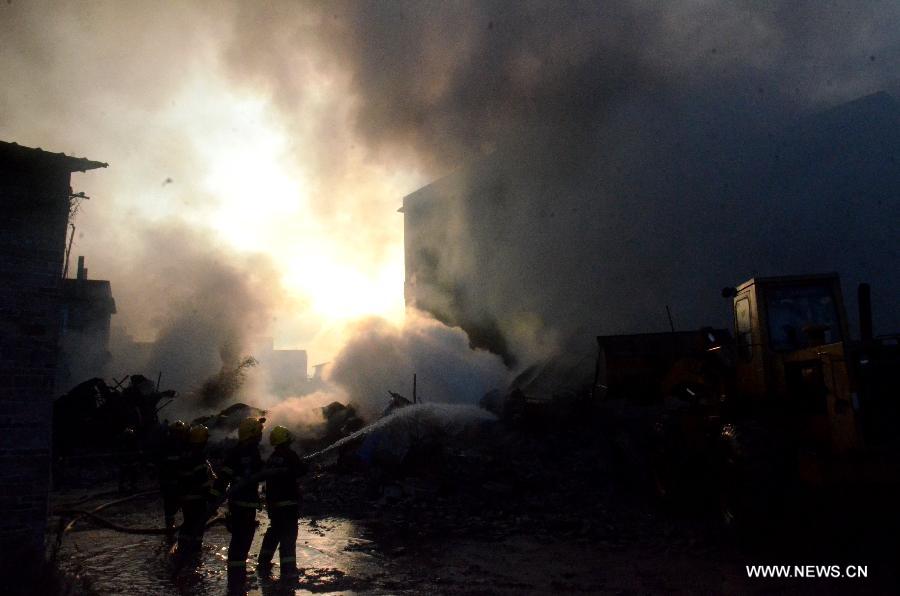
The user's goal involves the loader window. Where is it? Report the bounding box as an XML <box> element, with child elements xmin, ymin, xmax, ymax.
<box><xmin>766</xmin><ymin>285</ymin><xmax>842</xmax><ymax>351</ymax></box>
<box><xmin>735</xmin><ymin>298</ymin><xmax>752</xmax><ymax>360</ymax></box>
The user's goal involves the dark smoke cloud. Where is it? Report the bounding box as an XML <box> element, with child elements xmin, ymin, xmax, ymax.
<box><xmin>222</xmin><ymin>1</ymin><xmax>900</xmax><ymax>168</ymax></box>
<box><xmin>4</xmin><ymin>2</ymin><xmax>900</xmax><ymax>386</ymax></box>
<box><xmin>104</xmin><ymin>221</ymin><xmax>285</xmax><ymax>417</ymax></box>
<box><xmin>400</xmin><ymin>91</ymin><xmax>900</xmax><ymax>365</ymax></box>
<box><xmin>218</xmin><ymin>1</ymin><xmax>900</xmax><ymax>363</ymax></box>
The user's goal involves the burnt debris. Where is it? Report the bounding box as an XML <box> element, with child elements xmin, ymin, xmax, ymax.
<box><xmin>53</xmin><ymin>375</ymin><xmax>176</xmax><ymax>453</ymax></box>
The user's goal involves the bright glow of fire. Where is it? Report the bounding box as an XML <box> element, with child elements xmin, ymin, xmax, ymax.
<box><xmin>159</xmin><ymin>77</ymin><xmax>414</xmax><ymax>359</ymax></box>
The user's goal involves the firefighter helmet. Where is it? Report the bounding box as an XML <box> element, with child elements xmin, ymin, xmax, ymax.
<box><xmin>238</xmin><ymin>417</ymin><xmax>264</xmax><ymax>442</ymax></box>
<box><xmin>169</xmin><ymin>420</ymin><xmax>189</xmax><ymax>439</ymax></box>
<box><xmin>269</xmin><ymin>425</ymin><xmax>292</xmax><ymax>446</ymax></box>
<box><xmin>189</xmin><ymin>424</ymin><xmax>209</xmax><ymax>445</ymax></box>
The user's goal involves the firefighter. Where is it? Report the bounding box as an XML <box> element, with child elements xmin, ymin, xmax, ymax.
<box><xmin>257</xmin><ymin>425</ymin><xmax>308</xmax><ymax>580</ymax></box>
<box><xmin>116</xmin><ymin>427</ymin><xmax>141</xmax><ymax>494</ymax></box>
<box><xmin>214</xmin><ymin>416</ymin><xmax>264</xmax><ymax>590</ymax></box>
<box><xmin>158</xmin><ymin>420</ymin><xmax>188</xmax><ymax>542</ymax></box>
<box><xmin>175</xmin><ymin>424</ymin><xmax>215</xmax><ymax>558</ymax></box>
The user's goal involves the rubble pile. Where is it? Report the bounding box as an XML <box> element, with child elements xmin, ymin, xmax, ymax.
<box><xmin>298</xmin><ymin>401</ymin><xmax>365</xmax><ymax>454</ymax></box>
<box><xmin>299</xmin><ymin>405</ymin><xmax>670</xmax><ymax>547</ymax></box>
<box><xmin>47</xmin><ymin>388</ymin><xmax>900</xmax><ymax>594</ymax></box>
<box><xmin>306</xmin><ymin>403</ymin><xmax>498</xmax><ymax>471</ymax></box>
<box><xmin>53</xmin><ymin>375</ymin><xmax>175</xmax><ymax>454</ymax></box>
<box><xmin>189</xmin><ymin>402</ymin><xmax>266</xmax><ymax>440</ymax></box>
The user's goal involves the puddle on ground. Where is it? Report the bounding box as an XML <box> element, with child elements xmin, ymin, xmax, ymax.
<box><xmin>56</xmin><ymin>496</ymin><xmax>388</xmax><ymax>595</ymax></box>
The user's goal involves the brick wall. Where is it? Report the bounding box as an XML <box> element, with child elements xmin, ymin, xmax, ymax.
<box><xmin>0</xmin><ymin>161</ymin><xmax>71</xmax><ymax>555</ymax></box>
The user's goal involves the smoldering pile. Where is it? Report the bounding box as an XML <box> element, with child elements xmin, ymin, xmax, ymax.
<box><xmin>306</xmin><ymin>402</ymin><xmax>499</xmax><ymax>470</ymax></box>
<box><xmin>296</xmin><ymin>398</ymin><xmax>628</xmax><ymax>545</ymax></box>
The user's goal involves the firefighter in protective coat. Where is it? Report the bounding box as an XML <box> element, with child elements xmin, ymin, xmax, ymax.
<box><xmin>213</xmin><ymin>417</ymin><xmax>265</xmax><ymax>589</ymax></box>
<box><xmin>176</xmin><ymin>424</ymin><xmax>216</xmax><ymax>557</ymax></box>
<box><xmin>158</xmin><ymin>420</ymin><xmax>188</xmax><ymax>541</ymax></box>
<box><xmin>257</xmin><ymin>425</ymin><xmax>308</xmax><ymax>579</ymax></box>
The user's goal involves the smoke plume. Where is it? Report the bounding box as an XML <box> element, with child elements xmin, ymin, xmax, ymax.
<box><xmin>329</xmin><ymin>309</ymin><xmax>509</xmax><ymax>419</ymax></box>
<box><xmin>4</xmin><ymin>2</ymin><xmax>899</xmax><ymax>402</ymax></box>
<box><xmin>259</xmin><ymin>310</ymin><xmax>508</xmax><ymax>445</ymax></box>
<box><xmin>103</xmin><ymin>221</ymin><xmax>285</xmax><ymax>418</ymax></box>
<box><xmin>216</xmin><ymin>1</ymin><xmax>900</xmax><ymax>364</ymax></box>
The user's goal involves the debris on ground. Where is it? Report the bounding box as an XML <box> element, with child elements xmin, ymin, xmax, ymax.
<box><xmin>300</xmin><ymin>401</ymin><xmax>365</xmax><ymax>453</ymax></box>
<box><xmin>53</xmin><ymin>374</ymin><xmax>176</xmax><ymax>453</ymax></box>
<box><xmin>48</xmin><ymin>392</ymin><xmax>900</xmax><ymax>594</ymax></box>
<box><xmin>190</xmin><ymin>402</ymin><xmax>267</xmax><ymax>437</ymax></box>
<box><xmin>382</xmin><ymin>390</ymin><xmax>413</xmax><ymax>417</ymax></box>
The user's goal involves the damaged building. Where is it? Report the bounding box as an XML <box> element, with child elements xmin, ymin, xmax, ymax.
<box><xmin>57</xmin><ymin>255</ymin><xmax>117</xmax><ymax>387</ymax></box>
<box><xmin>253</xmin><ymin>337</ymin><xmax>309</xmax><ymax>396</ymax></box>
<box><xmin>401</xmin><ymin>92</ymin><xmax>900</xmax><ymax>365</ymax></box>
<box><xmin>0</xmin><ymin>141</ymin><xmax>106</xmax><ymax>559</ymax></box>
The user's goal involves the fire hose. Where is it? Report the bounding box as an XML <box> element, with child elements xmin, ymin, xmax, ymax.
<box><xmin>53</xmin><ymin>490</ymin><xmax>225</xmax><ymax>537</ymax></box>
<box><xmin>58</xmin><ymin>490</ymin><xmax>159</xmax><ymax>534</ymax></box>
<box><xmin>55</xmin><ymin>488</ymin><xmax>123</xmax><ymax>510</ymax></box>
<box><xmin>55</xmin><ymin>508</ymin><xmax>226</xmax><ymax>535</ymax></box>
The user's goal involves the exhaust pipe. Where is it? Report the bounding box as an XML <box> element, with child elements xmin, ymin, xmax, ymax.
<box><xmin>858</xmin><ymin>283</ymin><xmax>873</xmax><ymax>342</ymax></box>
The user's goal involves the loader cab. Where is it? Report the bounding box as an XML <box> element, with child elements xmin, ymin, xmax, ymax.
<box><xmin>729</xmin><ymin>274</ymin><xmax>858</xmax><ymax>453</ymax></box>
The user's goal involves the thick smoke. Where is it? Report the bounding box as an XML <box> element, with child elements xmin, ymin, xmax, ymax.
<box><xmin>4</xmin><ymin>2</ymin><xmax>900</xmax><ymax>409</ymax></box>
<box><xmin>257</xmin><ymin>311</ymin><xmax>508</xmax><ymax>448</ymax></box>
<box><xmin>329</xmin><ymin>310</ymin><xmax>509</xmax><ymax>419</ymax></box>
<box><xmin>217</xmin><ymin>1</ymin><xmax>900</xmax><ymax>365</ymax></box>
<box><xmin>221</xmin><ymin>1</ymin><xmax>900</xmax><ymax>169</ymax></box>
<box><xmin>264</xmin><ymin>310</ymin><xmax>508</xmax><ymax>434</ymax></box>
<box><xmin>104</xmin><ymin>221</ymin><xmax>285</xmax><ymax>418</ymax></box>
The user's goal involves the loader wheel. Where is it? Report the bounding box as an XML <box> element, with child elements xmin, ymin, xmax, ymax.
<box><xmin>717</xmin><ymin>421</ymin><xmax>790</xmax><ymax>536</ymax></box>
<box><xmin>649</xmin><ymin>415</ymin><xmax>714</xmax><ymax>508</ymax></box>
<box><xmin>649</xmin><ymin>421</ymin><xmax>679</xmax><ymax>502</ymax></box>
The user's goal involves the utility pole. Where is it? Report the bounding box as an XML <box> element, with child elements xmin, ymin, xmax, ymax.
<box><xmin>62</xmin><ymin>224</ymin><xmax>75</xmax><ymax>279</ymax></box>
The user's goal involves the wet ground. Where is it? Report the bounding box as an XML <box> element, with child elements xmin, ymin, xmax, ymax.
<box><xmin>51</xmin><ymin>473</ymin><xmax>899</xmax><ymax>595</ymax></box>
<box><xmin>49</xmin><ymin>423</ymin><xmax>900</xmax><ymax>595</ymax></box>
<box><xmin>55</xmin><ymin>495</ymin><xmax>380</xmax><ymax>595</ymax></box>
<box><xmin>52</xmin><ymin>487</ymin><xmax>736</xmax><ymax>595</ymax></box>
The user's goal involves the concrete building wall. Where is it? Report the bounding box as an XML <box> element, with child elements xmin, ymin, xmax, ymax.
<box><xmin>0</xmin><ymin>141</ymin><xmax>105</xmax><ymax>561</ymax></box>
<box><xmin>0</xmin><ymin>159</ymin><xmax>71</xmax><ymax>555</ymax></box>
<box><xmin>58</xmin><ymin>275</ymin><xmax>117</xmax><ymax>387</ymax></box>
